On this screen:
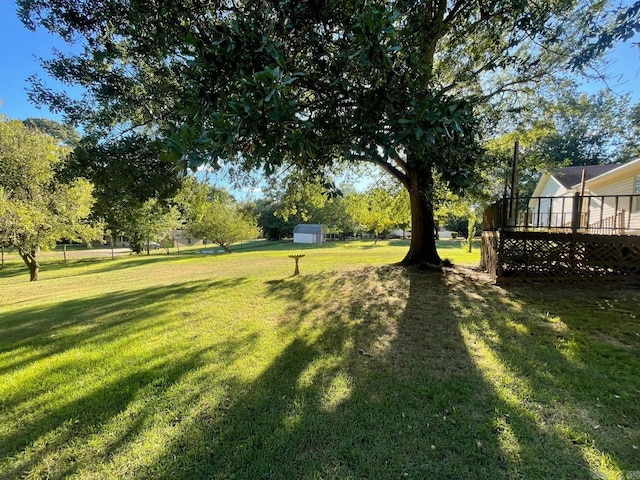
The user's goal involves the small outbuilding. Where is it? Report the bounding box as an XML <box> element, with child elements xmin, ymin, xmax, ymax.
<box><xmin>293</xmin><ymin>224</ymin><xmax>327</xmax><ymax>244</ymax></box>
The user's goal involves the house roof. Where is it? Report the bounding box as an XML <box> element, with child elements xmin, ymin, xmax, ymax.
<box><xmin>531</xmin><ymin>158</ymin><xmax>640</xmax><ymax>198</ymax></box>
<box><xmin>551</xmin><ymin>164</ymin><xmax>620</xmax><ymax>189</ymax></box>
<box><xmin>293</xmin><ymin>224</ymin><xmax>327</xmax><ymax>234</ymax></box>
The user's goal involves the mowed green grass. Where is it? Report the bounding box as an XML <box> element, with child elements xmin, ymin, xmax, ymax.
<box><xmin>1</xmin><ymin>240</ymin><xmax>639</xmax><ymax>479</ymax></box>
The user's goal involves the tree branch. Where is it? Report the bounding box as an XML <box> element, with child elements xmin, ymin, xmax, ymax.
<box><xmin>351</xmin><ymin>153</ymin><xmax>410</xmax><ymax>188</ymax></box>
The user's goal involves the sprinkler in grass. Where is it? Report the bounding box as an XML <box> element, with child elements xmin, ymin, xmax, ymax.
<box><xmin>288</xmin><ymin>254</ymin><xmax>305</xmax><ymax>276</ymax></box>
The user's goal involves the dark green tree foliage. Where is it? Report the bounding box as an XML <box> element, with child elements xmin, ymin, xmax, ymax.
<box><xmin>22</xmin><ymin>117</ymin><xmax>81</xmax><ymax>147</ymax></box>
<box><xmin>528</xmin><ymin>84</ymin><xmax>635</xmax><ymax>167</ymax></box>
<box><xmin>625</xmin><ymin>103</ymin><xmax>640</xmax><ymax>160</ymax></box>
<box><xmin>18</xmin><ymin>0</ymin><xmax>617</xmax><ymax>265</ymax></box>
<box><xmin>64</xmin><ymin>135</ymin><xmax>182</xmax><ymax>237</ymax></box>
<box><xmin>255</xmin><ymin>198</ymin><xmax>298</xmax><ymax>240</ymax></box>
<box><xmin>571</xmin><ymin>1</ymin><xmax>640</xmax><ymax>69</ymax></box>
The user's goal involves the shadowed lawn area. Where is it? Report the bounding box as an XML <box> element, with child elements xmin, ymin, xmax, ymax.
<box><xmin>1</xmin><ymin>240</ymin><xmax>638</xmax><ymax>479</ymax></box>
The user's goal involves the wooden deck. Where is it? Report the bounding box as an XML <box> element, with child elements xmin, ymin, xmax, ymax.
<box><xmin>481</xmin><ymin>195</ymin><xmax>640</xmax><ymax>282</ymax></box>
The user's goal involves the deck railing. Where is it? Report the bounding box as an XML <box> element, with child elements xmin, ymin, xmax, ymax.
<box><xmin>483</xmin><ymin>193</ymin><xmax>640</xmax><ymax>235</ymax></box>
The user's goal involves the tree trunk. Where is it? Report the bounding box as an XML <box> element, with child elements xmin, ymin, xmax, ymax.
<box><xmin>132</xmin><ymin>241</ymin><xmax>143</xmax><ymax>254</ymax></box>
<box><xmin>467</xmin><ymin>218</ymin><xmax>475</xmax><ymax>253</ymax></box>
<box><xmin>399</xmin><ymin>167</ymin><xmax>442</xmax><ymax>267</ymax></box>
<box><xmin>20</xmin><ymin>249</ymin><xmax>40</xmax><ymax>281</ymax></box>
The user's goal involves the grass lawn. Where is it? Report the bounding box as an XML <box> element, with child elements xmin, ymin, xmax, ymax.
<box><xmin>1</xmin><ymin>239</ymin><xmax>639</xmax><ymax>479</ymax></box>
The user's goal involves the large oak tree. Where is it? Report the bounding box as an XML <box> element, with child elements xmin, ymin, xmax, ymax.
<box><xmin>18</xmin><ymin>0</ymin><xmax>636</xmax><ymax>266</ymax></box>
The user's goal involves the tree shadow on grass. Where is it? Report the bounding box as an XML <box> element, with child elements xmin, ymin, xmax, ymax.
<box><xmin>131</xmin><ymin>266</ymin><xmax>599</xmax><ymax>479</ymax></box>
<box><xmin>0</xmin><ymin>254</ymin><xmax>183</xmax><ymax>282</ymax></box>
<box><xmin>0</xmin><ymin>262</ymin><xmax>35</xmax><ymax>279</ymax></box>
<box><xmin>4</xmin><ymin>264</ymin><xmax>634</xmax><ymax>478</ymax></box>
<box><xmin>455</xmin><ymin>278</ymin><xmax>640</xmax><ymax>475</ymax></box>
<box><xmin>0</xmin><ymin>276</ymin><xmax>257</xmax><ymax>480</ymax></box>
<box><xmin>0</xmin><ymin>352</ymin><xmax>203</xmax><ymax>480</ymax></box>
<box><xmin>0</xmin><ymin>276</ymin><xmax>249</xmax><ymax>361</ymax></box>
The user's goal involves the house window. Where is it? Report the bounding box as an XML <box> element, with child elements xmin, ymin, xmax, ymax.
<box><xmin>635</xmin><ymin>176</ymin><xmax>640</xmax><ymax>211</ymax></box>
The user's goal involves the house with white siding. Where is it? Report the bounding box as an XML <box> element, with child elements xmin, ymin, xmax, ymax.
<box><xmin>528</xmin><ymin>159</ymin><xmax>640</xmax><ymax>234</ymax></box>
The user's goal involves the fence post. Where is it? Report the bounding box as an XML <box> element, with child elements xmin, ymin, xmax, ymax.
<box><xmin>571</xmin><ymin>192</ymin><xmax>581</xmax><ymax>233</ymax></box>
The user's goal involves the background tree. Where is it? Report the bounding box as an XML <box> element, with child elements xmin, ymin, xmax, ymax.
<box><xmin>177</xmin><ymin>177</ymin><xmax>258</xmax><ymax>253</ymax></box>
<box><xmin>388</xmin><ymin>186</ymin><xmax>411</xmax><ymax>238</ymax></box>
<box><xmin>272</xmin><ymin>173</ymin><xmax>332</xmax><ymax>225</ymax></box>
<box><xmin>256</xmin><ymin>191</ymin><xmax>358</xmax><ymax>241</ymax></box>
<box><xmin>346</xmin><ymin>187</ymin><xmax>400</xmax><ymax>242</ymax></box>
<box><xmin>22</xmin><ymin>117</ymin><xmax>81</xmax><ymax>147</ymax></box>
<box><xmin>0</xmin><ymin>117</ymin><xmax>102</xmax><ymax>280</ymax></box>
<box><xmin>64</xmin><ymin>135</ymin><xmax>182</xmax><ymax>241</ymax></box>
<box><xmin>18</xmin><ymin>0</ymin><xmax>627</xmax><ymax>267</ymax></box>
<box><xmin>315</xmin><ymin>194</ymin><xmax>360</xmax><ymax>237</ymax></box>
<box><xmin>120</xmin><ymin>198</ymin><xmax>181</xmax><ymax>254</ymax></box>
<box><xmin>525</xmin><ymin>82</ymin><xmax>634</xmax><ymax>167</ymax></box>
<box><xmin>255</xmin><ymin>198</ymin><xmax>298</xmax><ymax>240</ymax></box>
<box><xmin>266</xmin><ymin>170</ymin><xmax>358</xmax><ymax>236</ymax></box>
<box><xmin>434</xmin><ymin>192</ymin><xmax>481</xmax><ymax>251</ymax></box>
<box><xmin>189</xmin><ymin>201</ymin><xmax>259</xmax><ymax>253</ymax></box>
<box><xmin>475</xmin><ymin>82</ymin><xmax>639</xmax><ymax>201</ymax></box>
<box><xmin>623</xmin><ymin>103</ymin><xmax>640</xmax><ymax>160</ymax></box>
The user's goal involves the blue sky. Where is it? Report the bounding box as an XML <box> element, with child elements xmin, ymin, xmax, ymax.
<box><xmin>0</xmin><ymin>1</ymin><xmax>76</xmax><ymax>121</ymax></box>
<box><xmin>0</xmin><ymin>0</ymin><xmax>639</xmax><ymax>123</ymax></box>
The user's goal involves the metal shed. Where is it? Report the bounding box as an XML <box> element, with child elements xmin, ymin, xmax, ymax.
<box><xmin>293</xmin><ymin>224</ymin><xmax>327</xmax><ymax>244</ymax></box>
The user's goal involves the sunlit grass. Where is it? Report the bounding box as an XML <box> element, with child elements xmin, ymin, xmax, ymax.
<box><xmin>1</xmin><ymin>240</ymin><xmax>639</xmax><ymax>479</ymax></box>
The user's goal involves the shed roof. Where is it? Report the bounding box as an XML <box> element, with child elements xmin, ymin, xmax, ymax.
<box><xmin>293</xmin><ymin>224</ymin><xmax>327</xmax><ymax>234</ymax></box>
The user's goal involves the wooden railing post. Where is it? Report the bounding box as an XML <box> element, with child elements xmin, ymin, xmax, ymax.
<box><xmin>536</xmin><ymin>197</ymin><xmax>542</xmax><ymax>228</ymax></box>
<box><xmin>509</xmin><ymin>142</ymin><xmax>519</xmax><ymax>225</ymax></box>
<box><xmin>614</xmin><ymin>196</ymin><xmax>620</xmax><ymax>233</ymax></box>
<box><xmin>571</xmin><ymin>192</ymin><xmax>581</xmax><ymax>234</ymax></box>
<box><xmin>501</xmin><ymin>195</ymin><xmax>508</xmax><ymax>230</ymax></box>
